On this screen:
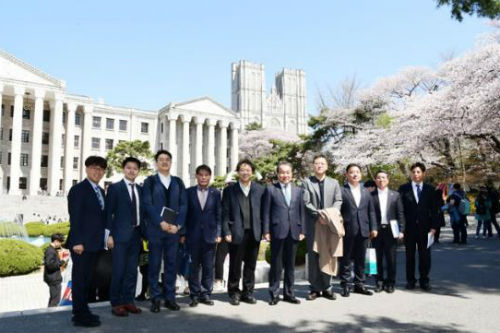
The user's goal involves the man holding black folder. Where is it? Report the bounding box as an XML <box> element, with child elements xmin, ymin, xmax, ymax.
<box><xmin>142</xmin><ymin>150</ymin><xmax>187</xmax><ymax>313</ymax></box>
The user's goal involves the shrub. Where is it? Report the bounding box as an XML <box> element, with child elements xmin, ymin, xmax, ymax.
<box><xmin>24</xmin><ymin>222</ymin><xmax>70</xmax><ymax>237</ymax></box>
<box><xmin>0</xmin><ymin>239</ymin><xmax>43</xmax><ymax>276</ymax></box>
<box><xmin>24</xmin><ymin>222</ymin><xmax>45</xmax><ymax>237</ymax></box>
<box><xmin>264</xmin><ymin>239</ymin><xmax>307</xmax><ymax>266</ymax></box>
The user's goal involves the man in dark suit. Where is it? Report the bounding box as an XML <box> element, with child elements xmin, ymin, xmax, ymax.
<box><xmin>302</xmin><ymin>154</ymin><xmax>342</xmax><ymax>301</ymax></box>
<box><xmin>142</xmin><ymin>150</ymin><xmax>187</xmax><ymax>312</ymax></box>
<box><xmin>263</xmin><ymin>161</ymin><xmax>305</xmax><ymax>305</ymax></box>
<box><xmin>183</xmin><ymin>164</ymin><xmax>221</xmax><ymax>307</ymax></box>
<box><xmin>339</xmin><ymin>164</ymin><xmax>377</xmax><ymax>297</ymax></box>
<box><xmin>66</xmin><ymin>156</ymin><xmax>107</xmax><ymax>327</ymax></box>
<box><xmin>222</xmin><ymin>159</ymin><xmax>265</xmax><ymax>306</ymax></box>
<box><xmin>398</xmin><ymin>162</ymin><xmax>438</xmax><ymax>291</ymax></box>
<box><xmin>106</xmin><ymin>157</ymin><xmax>143</xmax><ymax>316</ymax></box>
<box><xmin>371</xmin><ymin>170</ymin><xmax>405</xmax><ymax>293</ymax></box>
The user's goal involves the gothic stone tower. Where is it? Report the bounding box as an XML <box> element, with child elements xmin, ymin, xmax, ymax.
<box><xmin>231</xmin><ymin>60</ymin><xmax>307</xmax><ymax>135</ymax></box>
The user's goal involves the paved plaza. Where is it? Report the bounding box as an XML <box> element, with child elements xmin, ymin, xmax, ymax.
<box><xmin>0</xmin><ymin>226</ymin><xmax>499</xmax><ymax>333</ymax></box>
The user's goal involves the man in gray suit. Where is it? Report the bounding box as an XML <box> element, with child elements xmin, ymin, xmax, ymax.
<box><xmin>302</xmin><ymin>154</ymin><xmax>342</xmax><ymax>300</ymax></box>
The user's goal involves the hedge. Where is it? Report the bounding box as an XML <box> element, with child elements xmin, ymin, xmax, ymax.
<box><xmin>0</xmin><ymin>239</ymin><xmax>43</xmax><ymax>276</ymax></box>
<box><xmin>25</xmin><ymin>222</ymin><xmax>70</xmax><ymax>237</ymax></box>
<box><xmin>265</xmin><ymin>239</ymin><xmax>307</xmax><ymax>266</ymax></box>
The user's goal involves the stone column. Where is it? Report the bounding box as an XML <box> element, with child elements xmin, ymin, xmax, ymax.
<box><xmin>194</xmin><ymin>117</ymin><xmax>204</xmax><ymax>169</ymax></box>
<box><xmin>180</xmin><ymin>115</ymin><xmax>191</xmax><ymax>186</ymax></box>
<box><xmin>80</xmin><ymin>104</ymin><xmax>93</xmax><ymax>179</ymax></box>
<box><xmin>28</xmin><ymin>89</ymin><xmax>45</xmax><ymax>195</ymax></box>
<box><xmin>48</xmin><ymin>94</ymin><xmax>63</xmax><ymax>196</ymax></box>
<box><xmin>64</xmin><ymin>103</ymin><xmax>76</xmax><ymax>193</ymax></box>
<box><xmin>9</xmin><ymin>86</ymin><xmax>25</xmax><ymax>195</ymax></box>
<box><xmin>230</xmin><ymin>124</ymin><xmax>239</xmax><ymax>171</ymax></box>
<box><xmin>167</xmin><ymin>113</ymin><xmax>178</xmax><ymax>175</ymax></box>
<box><xmin>0</xmin><ymin>84</ymin><xmax>4</xmax><ymax>193</ymax></box>
<box><xmin>206</xmin><ymin>119</ymin><xmax>216</xmax><ymax>174</ymax></box>
<box><xmin>218</xmin><ymin>121</ymin><xmax>228</xmax><ymax>176</ymax></box>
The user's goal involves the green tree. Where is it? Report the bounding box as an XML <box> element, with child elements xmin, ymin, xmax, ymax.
<box><xmin>245</xmin><ymin>122</ymin><xmax>263</xmax><ymax>131</ymax></box>
<box><xmin>105</xmin><ymin>140</ymin><xmax>154</xmax><ymax>177</ymax></box>
<box><xmin>436</xmin><ymin>0</ymin><xmax>500</xmax><ymax>21</ymax></box>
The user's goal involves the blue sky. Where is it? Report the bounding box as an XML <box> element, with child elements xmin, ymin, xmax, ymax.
<box><xmin>0</xmin><ymin>1</ymin><xmax>493</xmax><ymax>114</ymax></box>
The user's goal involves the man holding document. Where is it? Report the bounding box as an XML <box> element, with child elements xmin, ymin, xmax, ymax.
<box><xmin>398</xmin><ymin>163</ymin><xmax>438</xmax><ymax>292</ymax></box>
<box><xmin>142</xmin><ymin>150</ymin><xmax>187</xmax><ymax>313</ymax></box>
<box><xmin>371</xmin><ymin>171</ymin><xmax>405</xmax><ymax>293</ymax></box>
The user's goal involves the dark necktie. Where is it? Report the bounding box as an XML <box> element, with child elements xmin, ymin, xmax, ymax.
<box><xmin>130</xmin><ymin>183</ymin><xmax>137</xmax><ymax>226</ymax></box>
<box><xmin>416</xmin><ymin>184</ymin><xmax>422</xmax><ymax>202</ymax></box>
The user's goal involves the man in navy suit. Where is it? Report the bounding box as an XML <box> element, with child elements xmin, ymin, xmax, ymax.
<box><xmin>263</xmin><ymin>161</ymin><xmax>305</xmax><ymax>305</ymax></box>
<box><xmin>371</xmin><ymin>170</ymin><xmax>405</xmax><ymax>293</ymax></box>
<box><xmin>339</xmin><ymin>164</ymin><xmax>378</xmax><ymax>297</ymax></box>
<box><xmin>398</xmin><ymin>162</ymin><xmax>438</xmax><ymax>291</ymax></box>
<box><xmin>183</xmin><ymin>165</ymin><xmax>222</xmax><ymax>307</ymax></box>
<box><xmin>142</xmin><ymin>150</ymin><xmax>187</xmax><ymax>312</ymax></box>
<box><xmin>222</xmin><ymin>159</ymin><xmax>265</xmax><ymax>306</ymax></box>
<box><xmin>106</xmin><ymin>157</ymin><xmax>143</xmax><ymax>316</ymax></box>
<box><xmin>66</xmin><ymin>156</ymin><xmax>107</xmax><ymax>327</ymax></box>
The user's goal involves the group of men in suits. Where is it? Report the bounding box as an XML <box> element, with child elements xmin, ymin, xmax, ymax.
<box><xmin>66</xmin><ymin>151</ymin><xmax>438</xmax><ymax>327</ymax></box>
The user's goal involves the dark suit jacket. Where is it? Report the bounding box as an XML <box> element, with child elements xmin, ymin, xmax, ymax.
<box><xmin>263</xmin><ymin>183</ymin><xmax>306</xmax><ymax>240</ymax></box>
<box><xmin>66</xmin><ymin>179</ymin><xmax>106</xmax><ymax>252</ymax></box>
<box><xmin>371</xmin><ymin>188</ymin><xmax>406</xmax><ymax>233</ymax></box>
<box><xmin>222</xmin><ymin>182</ymin><xmax>265</xmax><ymax>244</ymax></box>
<box><xmin>340</xmin><ymin>184</ymin><xmax>377</xmax><ymax>238</ymax></box>
<box><xmin>105</xmin><ymin>179</ymin><xmax>144</xmax><ymax>243</ymax></box>
<box><xmin>142</xmin><ymin>174</ymin><xmax>187</xmax><ymax>240</ymax></box>
<box><xmin>43</xmin><ymin>245</ymin><xmax>62</xmax><ymax>284</ymax></box>
<box><xmin>185</xmin><ymin>186</ymin><xmax>222</xmax><ymax>244</ymax></box>
<box><xmin>398</xmin><ymin>182</ymin><xmax>439</xmax><ymax>234</ymax></box>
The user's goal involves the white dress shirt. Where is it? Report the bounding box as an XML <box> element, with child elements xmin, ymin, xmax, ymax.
<box><xmin>124</xmin><ymin>178</ymin><xmax>140</xmax><ymax>226</ymax></box>
<box><xmin>197</xmin><ymin>186</ymin><xmax>208</xmax><ymax>210</ymax></box>
<box><xmin>348</xmin><ymin>183</ymin><xmax>361</xmax><ymax>207</ymax></box>
<box><xmin>378</xmin><ymin>187</ymin><xmax>389</xmax><ymax>225</ymax></box>
<box><xmin>158</xmin><ymin>173</ymin><xmax>171</xmax><ymax>190</ymax></box>
<box><xmin>412</xmin><ymin>181</ymin><xmax>423</xmax><ymax>204</ymax></box>
<box><xmin>239</xmin><ymin>181</ymin><xmax>251</xmax><ymax>197</ymax></box>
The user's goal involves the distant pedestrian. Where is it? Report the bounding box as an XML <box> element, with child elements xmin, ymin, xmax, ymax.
<box><xmin>474</xmin><ymin>189</ymin><xmax>492</xmax><ymax>239</ymax></box>
<box><xmin>448</xmin><ymin>183</ymin><xmax>468</xmax><ymax>244</ymax></box>
<box><xmin>486</xmin><ymin>184</ymin><xmax>500</xmax><ymax>238</ymax></box>
<box><xmin>43</xmin><ymin>233</ymin><xmax>66</xmax><ymax>307</ymax></box>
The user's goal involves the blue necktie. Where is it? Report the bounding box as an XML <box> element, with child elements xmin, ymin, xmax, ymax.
<box><xmin>94</xmin><ymin>186</ymin><xmax>105</xmax><ymax>210</ymax></box>
<box><xmin>416</xmin><ymin>184</ymin><xmax>422</xmax><ymax>202</ymax></box>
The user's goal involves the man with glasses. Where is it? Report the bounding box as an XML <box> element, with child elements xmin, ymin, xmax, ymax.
<box><xmin>67</xmin><ymin>156</ymin><xmax>107</xmax><ymax>327</ymax></box>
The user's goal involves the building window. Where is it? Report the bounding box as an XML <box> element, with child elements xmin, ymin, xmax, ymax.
<box><xmin>8</xmin><ymin>153</ymin><xmax>11</xmax><ymax>165</ymax></box>
<box><xmin>41</xmin><ymin>155</ymin><xmax>48</xmax><ymax>167</ymax></box>
<box><xmin>160</xmin><ymin>142</ymin><xmax>163</xmax><ymax>149</ymax></box>
<box><xmin>22</xmin><ymin>107</ymin><xmax>30</xmax><ymax>119</ymax></box>
<box><xmin>21</xmin><ymin>130</ymin><xmax>30</xmax><ymax>143</ymax></box>
<box><xmin>75</xmin><ymin>113</ymin><xmax>81</xmax><ymax>126</ymax></box>
<box><xmin>72</xmin><ymin>179</ymin><xmax>78</xmax><ymax>186</ymax></box>
<box><xmin>106</xmin><ymin>118</ymin><xmax>114</xmax><ymax>130</ymax></box>
<box><xmin>40</xmin><ymin>178</ymin><xmax>47</xmax><ymax>191</ymax></box>
<box><xmin>92</xmin><ymin>116</ymin><xmax>101</xmax><ymax>128</ymax></box>
<box><xmin>92</xmin><ymin>137</ymin><xmax>100</xmax><ymax>150</ymax></box>
<box><xmin>0</xmin><ymin>152</ymin><xmax>2</xmax><ymax>164</ymax></box>
<box><xmin>105</xmin><ymin>139</ymin><xmax>114</xmax><ymax>151</ymax></box>
<box><xmin>73</xmin><ymin>157</ymin><xmax>79</xmax><ymax>169</ymax></box>
<box><xmin>19</xmin><ymin>177</ymin><xmax>27</xmax><ymax>190</ymax></box>
<box><xmin>161</xmin><ymin>122</ymin><xmax>164</xmax><ymax>133</ymax></box>
<box><xmin>42</xmin><ymin>132</ymin><xmax>49</xmax><ymax>145</ymax></box>
<box><xmin>21</xmin><ymin>153</ymin><xmax>29</xmax><ymax>167</ymax></box>
<box><xmin>9</xmin><ymin>129</ymin><xmax>12</xmax><ymax>141</ymax></box>
<box><xmin>74</xmin><ymin>135</ymin><xmax>80</xmax><ymax>149</ymax></box>
<box><xmin>1</xmin><ymin>104</ymin><xmax>4</xmax><ymax>116</ymax></box>
<box><xmin>59</xmin><ymin>179</ymin><xmax>63</xmax><ymax>191</ymax></box>
<box><xmin>43</xmin><ymin>110</ymin><xmax>50</xmax><ymax>122</ymax></box>
<box><xmin>119</xmin><ymin>120</ymin><xmax>127</xmax><ymax>131</ymax></box>
<box><xmin>61</xmin><ymin>134</ymin><xmax>65</xmax><ymax>147</ymax></box>
<box><xmin>62</xmin><ymin>112</ymin><xmax>66</xmax><ymax>124</ymax></box>
<box><xmin>0</xmin><ymin>127</ymin><xmax>3</xmax><ymax>140</ymax></box>
<box><xmin>141</xmin><ymin>122</ymin><xmax>149</xmax><ymax>134</ymax></box>
<box><xmin>10</xmin><ymin>105</ymin><xmax>14</xmax><ymax>117</ymax></box>
<box><xmin>60</xmin><ymin>156</ymin><xmax>64</xmax><ymax>168</ymax></box>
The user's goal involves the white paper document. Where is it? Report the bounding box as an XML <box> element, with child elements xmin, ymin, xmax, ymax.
<box><xmin>427</xmin><ymin>232</ymin><xmax>434</xmax><ymax>249</ymax></box>
<box><xmin>104</xmin><ymin>229</ymin><xmax>110</xmax><ymax>250</ymax></box>
<box><xmin>389</xmin><ymin>220</ymin><xmax>400</xmax><ymax>238</ymax></box>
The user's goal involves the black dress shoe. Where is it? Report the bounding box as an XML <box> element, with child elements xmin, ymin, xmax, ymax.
<box><xmin>386</xmin><ymin>284</ymin><xmax>395</xmax><ymax>293</ymax></box>
<box><xmin>268</xmin><ymin>297</ymin><xmax>280</xmax><ymax>305</ymax></box>
<box><xmin>340</xmin><ymin>285</ymin><xmax>350</xmax><ymax>297</ymax></box>
<box><xmin>199</xmin><ymin>297</ymin><xmax>214</xmax><ymax>306</ymax></box>
<box><xmin>229</xmin><ymin>295</ymin><xmax>240</xmax><ymax>306</ymax></box>
<box><xmin>322</xmin><ymin>290</ymin><xmax>336</xmax><ymax>300</ymax></box>
<box><xmin>241</xmin><ymin>295</ymin><xmax>257</xmax><ymax>304</ymax></box>
<box><xmin>283</xmin><ymin>296</ymin><xmax>301</xmax><ymax>304</ymax></box>
<box><xmin>165</xmin><ymin>300</ymin><xmax>181</xmax><ymax>311</ymax></box>
<box><xmin>420</xmin><ymin>283</ymin><xmax>432</xmax><ymax>291</ymax></box>
<box><xmin>189</xmin><ymin>298</ymin><xmax>199</xmax><ymax>307</ymax></box>
<box><xmin>374</xmin><ymin>282</ymin><xmax>384</xmax><ymax>293</ymax></box>
<box><xmin>353</xmin><ymin>286</ymin><xmax>373</xmax><ymax>296</ymax></box>
<box><xmin>306</xmin><ymin>291</ymin><xmax>320</xmax><ymax>301</ymax></box>
<box><xmin>150</xmin><ymin>299</ymin><xmax>161</xmax><ymax>313</ymax></box>
<box><xmin>406</xmin><ymin>282</ymin><xmax>416</xmax><ymax>290</ymax></box>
